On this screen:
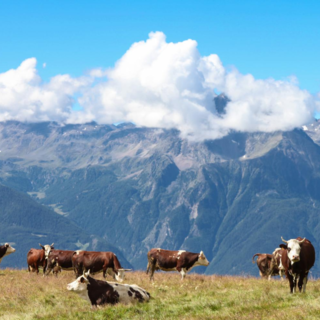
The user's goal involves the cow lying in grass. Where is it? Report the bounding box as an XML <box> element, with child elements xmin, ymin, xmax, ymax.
<box><xmin>67</xmin><ymin>271</ymin><xmax>150</xmax><ymax>306</ymax></box>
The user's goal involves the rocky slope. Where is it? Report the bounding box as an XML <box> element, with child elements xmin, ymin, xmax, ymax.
<box><xmin>0</xmin><ymin>120</ymin><xmax>320</xmax><ymax>276</ymax></box>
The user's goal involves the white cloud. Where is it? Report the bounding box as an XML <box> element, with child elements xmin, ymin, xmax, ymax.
<box><xmin>0</xmin><ymin>32</ymin><xmax>319</xmax><ymax>140</ymax></box>
<box><xmin>0</xmin><ymin>58</ymin><xmax>90</xmax><ymax>122</ymax></box>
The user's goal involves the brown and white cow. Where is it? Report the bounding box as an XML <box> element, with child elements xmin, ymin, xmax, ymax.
<box><xmin>268</xmin><ymin>248</ymin><xmax>285</xmax><ymax>280</ymax></box>
<box><xmin>45</xmin><ymin>250</ymin><xmax>75</xmax><ymax>276</ymax></box>
<box><xmin>67</xmin><ymin>271</ymin><xmax>150</xmax><ymax>306</ymax></box>
<box><xmin>279</xmin><ymin>236</ymin><xmax>315</xmax><ymax>293</ymax></box>
<box><xmin>0</xmin><ymin>243</ymin><xmax>15</xmax><ymax>264</ymax></box>
<box><xmin>146</xmin><ymin>248</ymin><xmax>209</xmax><ymax>280</ymax></box>
<box><xmin>27</xmin><ymin>243</ymin><xmax>54</xmax><ymax>275</ymax></box>
<box><xmin>72</xmin><ymin>250</ymin><xmax>129</xmax><ymax>282</ymax></box>
<box><xmin>252</xmin><ymin>253</ymin><xmax>279</xmax><ymax>280</ymax></box>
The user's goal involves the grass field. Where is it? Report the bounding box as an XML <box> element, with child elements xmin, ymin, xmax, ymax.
<box><xmin>1</xmin><ymin>269</ymin><xmax>320</xmax><ymax>319</ymax></box>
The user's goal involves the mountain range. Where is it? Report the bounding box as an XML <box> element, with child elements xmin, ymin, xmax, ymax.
<box><xmin>1</xmin><ymin>117</ymin><xmax>320</xmax><ymax>276</ymax></box>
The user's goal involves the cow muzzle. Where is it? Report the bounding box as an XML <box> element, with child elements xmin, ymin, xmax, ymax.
<box><xmin>291</xmin><ymin>256</ymin><xmax>300</xmax><ymax>263</ymax></box>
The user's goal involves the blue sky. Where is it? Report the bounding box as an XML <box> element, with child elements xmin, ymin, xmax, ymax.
<box><xmin>0</xmin><ymin>1</ymin><xmax>319</xmax><ymax>139</ymax></box>
<box><xmin>1</xmin><ymin>0</ymin><xmax>320</xmax><ymax>93</ymax></box>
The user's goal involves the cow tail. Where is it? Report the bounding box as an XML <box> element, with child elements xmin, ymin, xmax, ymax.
<box><xmin>146</xmin><ymin>252</ymin><xmax>151</xmax><ymax>274</ymax></box>
<box><xmin>252</xmin><ymin>253</ymin><xmax>260</xmax><ymax>264</ymax></box>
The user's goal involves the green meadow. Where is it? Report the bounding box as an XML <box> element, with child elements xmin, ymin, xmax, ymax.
<box><xmin>1</xmin><ymin>270</ymin><xmax>320</xmax><ymax>319</ymax></box>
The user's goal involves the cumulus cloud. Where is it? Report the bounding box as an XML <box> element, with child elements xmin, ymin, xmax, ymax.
<box><xmin>0</xmin><ymin>32</ymin><xmax>318</xmax><ymax>140</ymax></box>
<box><xmin>0</xmin><ymin>58</ymin><xmax>90</xmax><ymax>122</ymax></box>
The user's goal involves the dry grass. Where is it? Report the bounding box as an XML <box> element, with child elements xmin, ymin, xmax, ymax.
<box><xmin>1</xmin><ymin>269</ymin><xmax>320</xmax><ymax>319</ymax></box>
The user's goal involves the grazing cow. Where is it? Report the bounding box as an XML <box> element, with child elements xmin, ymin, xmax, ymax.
<box><xmin>67</xmin><ymin>271</ymin><xmax>150</xmax><ymax>306</ymax></box>
<box><xmin>279</xmin><ymin>237</ymin><xmax>315</xmax><ymax>293</ymax></box>
<box><xmin>39</xmin><ymin>243</ymin><xmax>55</xmax><ymax>259</ymax></box>
<box><xmin>27</xmin><ymin>243</ymin><xmax>54</xmax><ymax>275</ymax></box>
<box><xmin>45</xmin><ymin>250</ymin><xmax>75</xmax><ymax>276</ymax></box>
<box><xmin>72</xmin><ymin>250</ymin><xmax>129</xmax><ymax>282</ymax></box>
<box><xmin>146</xmin><ymin>248</ymin><xmax>210</xmax><ymax>280</ymax></box>
<box><xmin>0</xmin><ymin>243</ymin><xmax>15</xmax><ymax>264</ymax></box>
<box><xmin>269</xmin><ymin>248</ymin><xmax>285</xmax><ymax>280</ymax></box>
<box><xmin>252</xmin><ymin>253</ymin><xmax>273</xmax><ymax>279</ymax></box>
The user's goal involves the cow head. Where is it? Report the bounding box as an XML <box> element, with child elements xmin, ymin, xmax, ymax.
<box><xmin>281</xmin><ymin>237</ymin><xmax>305</xmax><ymax>264</ymax></box>
<box><xmin>4</xmin><ymin>243</ymin><xmax>15</xmax><ymax>256</ymax></box>
<box><xmin>114</xmin><ymin>269</ymin><xmax>131</xmax><ymax>282</ymax></box>
<box><xmin>39</xmin><ymin>243</ymin><xmax>54</xmax><ymax>259</ymax></box>
<box><xmin>67</xmin><ymin>271</ymin><xmax>90</xmax><ymax>292</ymax></box>
<box><xmin>198</xmin><ymin>251</ymin><xmax>210</xmax><ymax>266</ymax></box>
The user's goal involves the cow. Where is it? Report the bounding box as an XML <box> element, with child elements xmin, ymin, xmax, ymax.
<box><xmin>0</xmin><ymin>243</ymin><xmax>15</xmax><ymax>264</ymax></box>
<box><xmin>45</xmin><ymin>250</ymin><xmax>75</xmax><ymax>277</ymax></box>
<box><xmin>39</xmin><ymin>243</ymin><xmax>55</xmax><ymax>259</ymax></box>
<box><xmin>67</xmin><ymin>271</ymin><xmax>150</xmax><ymax>306</ymax></box>
<box><xmin>72</xmin><ymin>250</ymin><xmax>130</xmax><ymax>282</ymax></box>
<box><xmin>268</xmin><ymin>248</ymin><xmax>285</xmax><ymax>280</ymax></box>
<box><xmin>252</xmin><ymin>253</ymin><xmax>275</xmax><ymax>279</ymax></box>
<box><xmin>27</xmin><ymin>243</ymin><xmax>54</xmax><ymax>275</ymax></box>
<box><xmin>146</xmin><ymin>248</ymin><xmax>210</xmax><ymax>280</ymax></box>
<box><xmin>279</xmin><ymin>236</ymin><xmax>315</xmax><ymax>293</ymax></box>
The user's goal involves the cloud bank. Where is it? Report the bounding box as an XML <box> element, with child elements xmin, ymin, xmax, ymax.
<box><xmin>0</xmin><ymin>32</ymin><xmax>318</xmax><ymax>140</ymax></box>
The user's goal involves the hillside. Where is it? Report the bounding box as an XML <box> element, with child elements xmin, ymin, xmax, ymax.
<box><xmin>0</xmin><ymin>121</ymin><xmax>320</xmax><ymax>275</ymax></box>
<box><xmin>0</xmin><ymin>184</ymin><xmax>131</xmax><ymax>268</ymax></box>
<box><xmin>1</xmin><ymin>270</ymin><xmax>320</xmax><ymax>319</ymax></box>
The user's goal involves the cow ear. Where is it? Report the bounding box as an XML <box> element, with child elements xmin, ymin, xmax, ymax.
<box><xmin>279</xmin><ymin>244</ymin><xmax>287</xmax><ymax>250</ymax></box>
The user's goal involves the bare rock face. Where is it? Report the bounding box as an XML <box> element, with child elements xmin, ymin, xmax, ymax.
<box><xmin>1</xmin><ymin>121</ymin><xmax>320</xmax><ymax>276</ymax></box>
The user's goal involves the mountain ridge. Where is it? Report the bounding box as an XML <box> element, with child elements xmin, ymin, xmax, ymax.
<box><xmin>0</xmin><ymin>121</ymin><xmax>320</xmax><ymax>276</ymax></box>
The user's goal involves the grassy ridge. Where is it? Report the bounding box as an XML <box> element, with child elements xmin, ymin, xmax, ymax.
<box><xmin>1</xmin><ymin>270</ymin><xmax>320</xmax><ymax>319</ymax></box>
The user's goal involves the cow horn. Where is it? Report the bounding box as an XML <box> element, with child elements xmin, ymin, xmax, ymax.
<box><xmin>298</xmin><ymin>238</ymin><xmax>306</xmax><ymax>244</ymax></box>
<box><xmin>123</xmin><ymin>269</ymin><xmax>132</xmax><ymax>271</ymax></box>
<box><xmin>39</xmin><ymin>243</ymin><xmax>44</xmax><ymax>248</ymax></box>
<box><xmin>281</xmin><ymin>237</ymin><xmax>288</xmax><ymax>244</ymax></box>
<box><xmin>51</xmin><ymin>243</ymin><xmax>54</xmax><ymax>247</ymax></box>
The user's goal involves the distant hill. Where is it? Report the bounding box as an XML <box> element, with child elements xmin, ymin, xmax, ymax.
<box><xmin>0</xmin><ymin>184</ymin><xmax>131</xmax><ymax>269</ymax></box>
<box><xmin>0</xmin><ymin>120</ymin><xmax>320</xmax><ymax>276</ymax></box>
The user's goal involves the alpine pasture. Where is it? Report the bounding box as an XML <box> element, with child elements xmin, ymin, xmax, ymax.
<box><xmin>1</xmin><ymin>270</ymin><xmax>320</xmax><ymax>319</ymax></box>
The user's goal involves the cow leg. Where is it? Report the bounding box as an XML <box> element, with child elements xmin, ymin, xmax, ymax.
<box><xmin>298</xmin><ymin>272</ymin><xmax>308</xmax><ymax>293</ymax></box>
<box><xmin>146</xmin><ymin>262</ymin><xmax>150</xmax><ymax>275</ymax></box>
<box><xmin>287</xmin><ymin>273</ymin><xmax>294</xmax><ymax>293</ymax></box>
<box><xmin>45</xmin><ymin>266</ymin><xmax>52</xmax><ymax>276</ymax></box>
<box><xmin>279</xmin><ymin>270</ymin><xmax>283</xmax><ymax>281</ymax></box>
<box><xmin>298</xmin><ymin>275</ymin><xmax>304</xmax><ymax>293</ymax></box>
<box><xmin>179</xmin><ymin>268</ymin><xmax>187</xmax><ymax>280</ymax></box>
<box><xmin>149</xmin><ymin>263</ymin><xmax>156</xmax><ymax>281</ymax></box>
<box><xmin>292</xmin><ymin>274</ymin><xmax>298</xmax><ymax>293</ymax></box>
<box><xmin>302</xmin><ymin>272</ymin><xmax>308</xmax><ymax>293</ymax></box>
